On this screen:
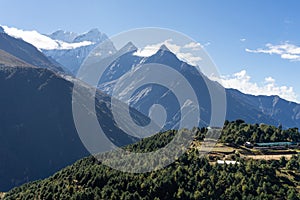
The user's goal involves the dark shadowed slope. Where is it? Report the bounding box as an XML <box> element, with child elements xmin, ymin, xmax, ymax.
<box><xmin>0</xmin><ymin>55</ymin><xmax>147</xmax><ymax>190</ymax></box>
<box><xmin>0</xmin><ymin>50</ymin><xmax>35</xmax><ymax>68</ymax></box>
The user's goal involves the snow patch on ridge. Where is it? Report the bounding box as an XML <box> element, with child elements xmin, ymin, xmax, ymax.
<box><xmin>2</xmin><ymin>25</ymin><xmax>93</xmax><ymax>50</ymax></box>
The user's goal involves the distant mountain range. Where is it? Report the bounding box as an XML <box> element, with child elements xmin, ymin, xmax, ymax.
<box><xmin>2</xmin><ymin>26</ymin><xmax>116</xmax><ymax>74</ymax></box>
<box><xmin>227</xmin><ymin>89</ymin><xmax>300</xmax><ymax>128</ymax></box>
<box><xmin>1</xmin><ymin>25</ymin><xmax>300</xmax><ymax>190</ymax></box>
<box><xmin>2</xmin><ymin>25</ymin><xmax>300</xmax><ymax>129</ymax></box>
<box><xmin>43</xmin><ymin>28</ymin><xmax>116</xmax><ymax>75</ymax></box>
<box><xmin>87</xmin><ymin>42</ymin><xmax>300</xmax><ymax>130</ymax></box>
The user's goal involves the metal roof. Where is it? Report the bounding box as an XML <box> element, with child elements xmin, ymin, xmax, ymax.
<box><xmin>255</xmin><ymin>142</ymin><xmax>296</xmax><ymax>147</ymax></box>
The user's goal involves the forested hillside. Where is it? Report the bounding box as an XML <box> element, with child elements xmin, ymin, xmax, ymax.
<box><xmin>220</xmin><ymin>119</ymin><xmax>300</xmax><ymax>144</ymax></box>
<box><xmin>3</xmin><ymin>121</ymin><xmax>300</xmax><ymax>200</ymax></box>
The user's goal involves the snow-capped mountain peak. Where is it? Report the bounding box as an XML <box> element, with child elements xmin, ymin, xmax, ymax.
<box><xmin>73</xmin><ymin>28</ymin><xmax>107</xmax><ymax>43</ymax></box>
<box><xmin>48</xmin><ymin>30</ymin><xmax>78</xmax><ymax>43</ymax></box>
<box><xmin>0</xmin><ymin>25</ymin><xmax>116</xmax><ymax>75</ymax></box>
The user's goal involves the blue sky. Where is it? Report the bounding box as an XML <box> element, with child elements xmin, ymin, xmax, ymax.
<box><xmin>1</xmin><ymin>0</ymin><xmax>300</xmax><ymax>102</ymax></box>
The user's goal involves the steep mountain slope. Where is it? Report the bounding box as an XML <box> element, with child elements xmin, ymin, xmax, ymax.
<box><xmin>0</xmin><ymin>30</ymin><xmax>65</xmax><ymax>72</ymax></box>
<box><xmin>0</xmin><ymin>50</ymin><xmax>35</xmax><ymax>68</ymax></box>
<box><xmin>0</xmin><ymin>55</ymin><xmax>149</xmax><ymax>190</ymax></box>
<box><xmin>92</xmin><ymin>45</ymin><xmax>279</xmax><ymax>129</ymax></box>
<box><xmin>90</xmin><ymin>44</ymin><xmax>300</xmax><ymax>129</ymax></box>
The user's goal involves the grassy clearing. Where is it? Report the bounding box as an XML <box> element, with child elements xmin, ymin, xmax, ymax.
<box><xmin>192</xmin><ymin>141</ymin><xmax>299</xmax><ymax>161</ymax></box>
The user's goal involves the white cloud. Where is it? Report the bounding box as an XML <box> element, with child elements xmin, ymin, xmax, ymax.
<box><xmin>3</xmin><ymin>26</ymin><xmax>58</xmax><ymax>50</ymax></box>
<box><xmin>133</xmin><ymin>39</ymin><xmax>202</xmax><ymax>66</ymax></box>
<box><xmin>281</xmin><ymin>53</ymin><xmax>300</xmax><ymax>60</ymax></box>
<box><xmin>240</xmin><ymin>38</ymin><xmax>246</xmax><ymax>42</ymax></box>
<box><xmin>265</xmin><ymin>76</ymin><xmax>275</xmax><ymax>83</ymax></box>
<box><xmin>177</xmin><ymin>52</ymin><xmax>202</xmax><ymax>65</ymax></box>
<box><xmin>58</xmin><ymin>40</ymin><xmax>93</xmax><ymax>49</ymax></box>
<box><xmin>210</xmin><ymin>70</ymin><xmax>298</xmax><ymax>103</ymax></box>
<box><xmin>2</xmin><ymin>25</ymin><xmax>93</xmax><ymax>50</ymax></box>
<box><xmin>183</xmin><ymin>42</ymin><xmax>201</xmax><ymax>50</ymax></box>
<box><xmin>246</xmin><ymin>42</ymin><xmax>300</xmax><ymax>61</ymax></box>
<box><xmin>133</xmin><ymin>39</ymin><xmax>179</xmax><ymax>57</ymax></box>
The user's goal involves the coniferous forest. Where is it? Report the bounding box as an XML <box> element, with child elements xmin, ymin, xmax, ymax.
<box><xmin>3</xmin><ymin>120</ymin><xmax>300</xmax><ymax>200</ymax></box>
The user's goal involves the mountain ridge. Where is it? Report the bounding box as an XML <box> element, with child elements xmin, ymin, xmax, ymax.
<box><xmin>0</xmin><ymin>50</ymin><xmax>35</xmax><ymax>68</ymax></box>
<box><xmin>0</xmin><ymin>30</ymin><xmax>65</xmax><ymax>72</ymax></box>
<box><xmin>94</xmin><ymin>43</ymin><xmax>299</xmax><ymax>129</ymax></box>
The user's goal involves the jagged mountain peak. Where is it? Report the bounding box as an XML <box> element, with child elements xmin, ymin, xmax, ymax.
<box><xmin>48</xmin><ymin>30</ymin><xmax>78</xmax><ymax>43</ymax></box>
<box><xmin>41</xmin><ymin>28</ymin><xmax>116</xmax><ymax>75</ymax></box>
<box><xmin>73</xmin><ymin>28</ymin><xmax>107</xmax><ymax>43</ymax></box>
<box><xmin>48</xmin><ymin>28</ymin><xmax>107</xmax><ymax>44</ymax></box>
<box><xmin>118</xmin><ymin>42</ymin><xmax>138</xmax><ymax>54</ymax></box>
<box><xmin>152</xmin><ymin>44</ymin><xmax>178</xmax><ymax>59</ymax></box>
<box><xmin>158</xmin><ymin>44</ymin><xmax>171</xmax><ymax>52</ymax></box>
<box><xmin>148</xmin><ymin>44</ymin><xmax>179</xmax><ymax>62</ymax></box>
<box><xmin>88</xmin><ymin>28</ymin><xmax>101</xmax><ymax>34</ymax></box>
<box><xmin>0</xmin><ymin>26</ymin><xmax>4</xmax><ymax>33</ymax></box>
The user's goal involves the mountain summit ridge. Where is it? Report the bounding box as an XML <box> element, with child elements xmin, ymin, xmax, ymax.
<box><xmin>48</xmin><ymin>30</ymin><xmax>78</xmax><ymax>43</ymax></box>
<box><xmin>95</xmin><ymin>43</ymin><xmax>300</xmax><ymax>129</ymax></box>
